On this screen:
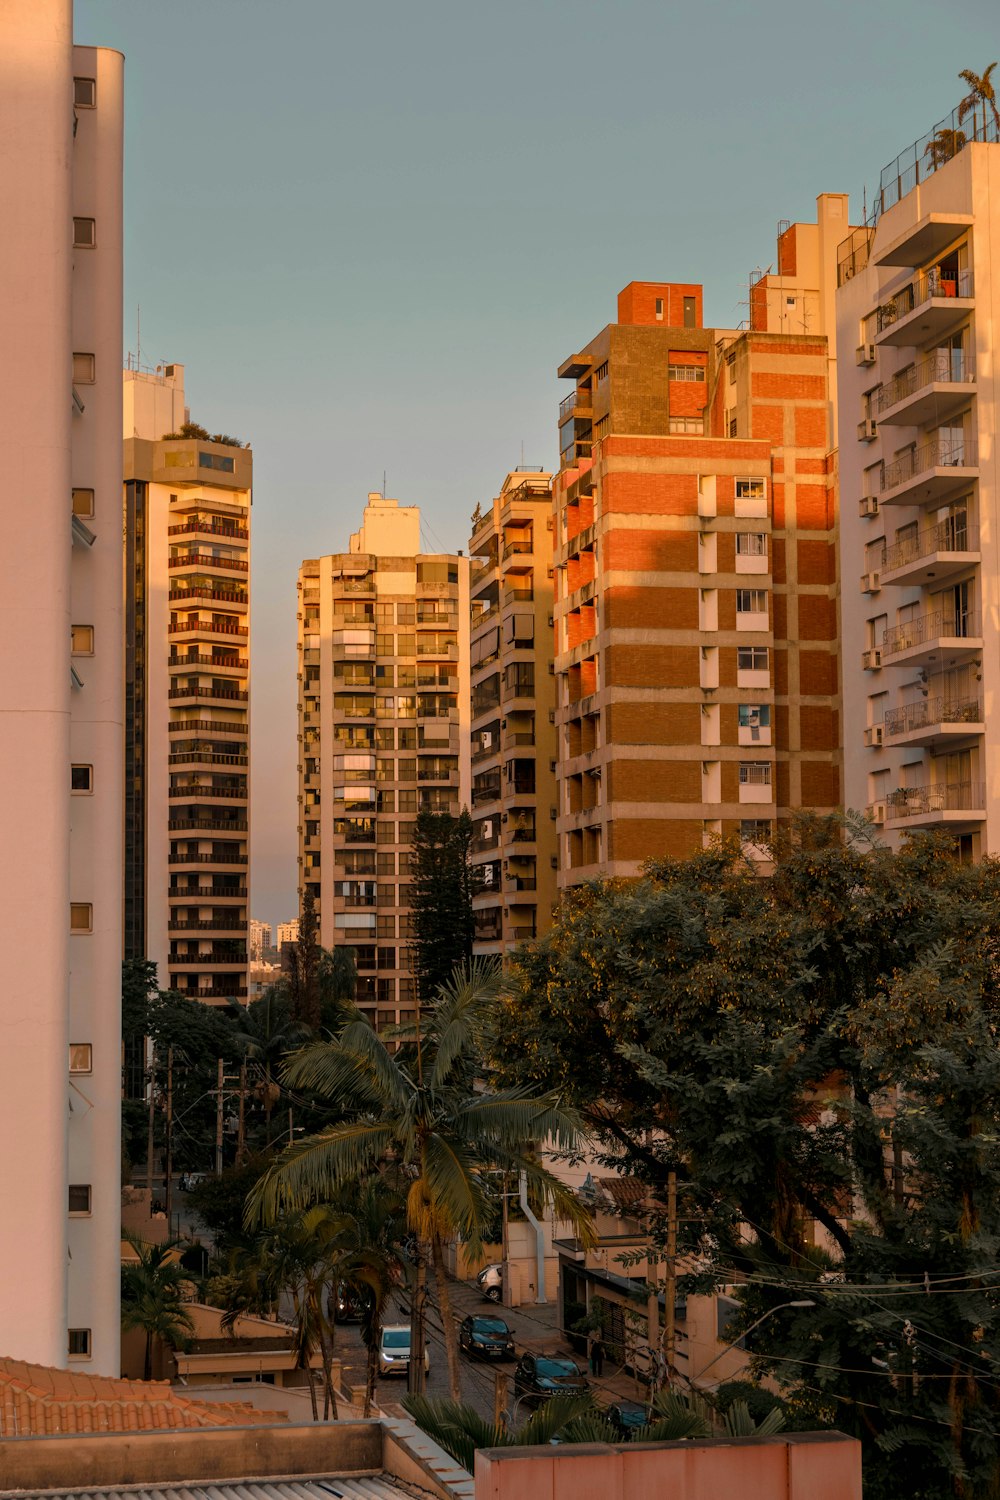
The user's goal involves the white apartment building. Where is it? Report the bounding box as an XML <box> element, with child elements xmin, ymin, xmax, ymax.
<box><xmin>250</xmin><ymin>918</ymin><xmax>273</xmax><ymax>960</ymax></box>
<box><xmin>276</xmin><ymin>919</ymin><xmax>300</xmax><ymax>950</ymax></box>
<box><xmin>297</xmin><ymin>496</ymin><xmax>470</xmax><ymax>1030</ymax></box>
<box><xmin>0</xmin><ymin>2</ymin><xmax>124</xmax><ymax>1373</ymax></box>
<box><xmin>124</xmin><ymin>364</ymin><xmax>252</xmax><ymax>1006</ymax></box>
<box><xmin>839</xmin><ymin>125</ymin><xmax>1000</xmax><ymax>855</ymax></box>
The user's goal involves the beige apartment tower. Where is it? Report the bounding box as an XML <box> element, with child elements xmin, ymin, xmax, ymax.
<box><xmin>124</xmin><ymin>364</ymin><xmax>253</xmax><ymax>1006</ymax></box>
<box><xmin>0</xmin><ymin>4</ymin><xmax>124</xmax><ymax>1373</ymax></box>
<box><xmin>297</xmin><ymin>496</ymin><xmax>470</xmax><ymax>1029</ymax></box>
<box><xmin>468</xmin><ymin>470</ymin><xmax>559</xmax><ymax>950</ymax></box>
<box><xmin>838</xmin><ymin>123</ymin><xmax>1000</xmax><ymax>853</ymax></box>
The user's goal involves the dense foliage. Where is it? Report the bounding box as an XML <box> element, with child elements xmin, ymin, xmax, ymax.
<box><xmin>409</xmin><ymin>810</ymin><xmax>476</xmax><ymax>1001</ymax></box>
<box><xmin>493</xmin><ymin>817</ymin><xmax>1000</xmax><ymax>1499</ymax></box>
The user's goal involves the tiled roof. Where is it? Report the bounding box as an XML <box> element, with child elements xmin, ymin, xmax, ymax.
<box><xmin>596</xmin><ymin>1175</ymin><xmax>650</xmax><ymax>1210</ymax></box>
<box><xmin>0</xmin><ymin>1357</ymin><xmax>286</xmax><ymax>1435</ymax></box>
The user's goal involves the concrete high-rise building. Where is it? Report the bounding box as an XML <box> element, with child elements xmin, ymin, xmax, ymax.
<box><xmin>553</xmin><ymin>225</ymin><xmax>849</xmax><ymax>880</ymax></box>
<box><xmin>276</xmin><ymin>918</ymin><xmax>300</xmax><ymax>950</ymax></box>
<box><xmin>124</xmin><ymin>363</ymin><xmax>252</xmax><ymax>1005</ymax></box>
<box><xmin>468</xmin><ymin>470</ymin><xmax>559</xmax><ymax>950</ymax></box>
<box><xmin>838</xmin><ymin>125</ymin><xmax>1000</xmax><ymax>853</ymax></box>
<box><xmin>0</xmin><ymin>3</ymin><xmax>123</xmax><ymax>1372</ymax></box>
<box><xmin>249</xmin><ymin>918</ymin><xmax>272</xmax><ymax>961</ymax></box>
<box><xmin>297</xmin><ymin>495</ymin><xmax>470</xmax><ymax>1029</ymax></box>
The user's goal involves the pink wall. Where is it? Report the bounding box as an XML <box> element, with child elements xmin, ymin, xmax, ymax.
<box><xmin>475</xmin><ymin>1433</ymin><xmax>862</xmax><ymax>1500</ymax></box>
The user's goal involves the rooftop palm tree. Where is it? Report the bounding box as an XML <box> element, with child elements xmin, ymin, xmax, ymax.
<box><xmin>120</xmin><ymin>1233</ymin><xmax>195</xmax><ymax>1382</ymax></box>
<box><xmin>924</xmin><ymin>127</ymin><xmax>967</xmax><ymax>170</ymax></box>
<box><xmin>958</xmin><ymin>64</ymin><xmax>1000</xmax><ymax>143</ymax></box>
<box><xmin>248</xmin><ymin>961</ymin><xmax>594</xmax><ymax>1400</ymax></box>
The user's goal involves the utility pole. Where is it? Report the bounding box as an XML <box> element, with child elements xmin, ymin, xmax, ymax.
<box><xmin>215</xmin><ymin>1057</ymin><xmax>224</xmax><ymax>1175</ymax></box>
<box><xmin>145</xmin><ymin>1042</ymin><xmax>156</xmax><ymax>1193</ymax></box>
<box><xmin>164</xmin><ymin>1045</ymin><xmax>174</xmax><ymax>1221</ymax></box>
<box><xmin>236</xmin><ymin>1060</ymin><xmax>247</xmax><ymax>1167</ymax></box>
<box><xmin>664</xmin><ymin>1171</ymin><xmax>677</xmax><ymax>1386</ymax></box>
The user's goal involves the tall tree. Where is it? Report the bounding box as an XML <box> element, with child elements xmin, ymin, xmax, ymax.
<box><xmin>958</xmin><ymin>63</ymin><xmax>1000</xmax><ymax>142</ymax></box>
<box><xmin>494</xmin><ymin>818</ymin><xmax>1000</xmax><ymax>1498</ymax></box>
<box><xmin>121</xmin><ymin>1233</ymin><xmax>195</xmax><ymax>1381</ymax></box>
<box><xmin>287</xmin><ymin>888</ymin><xmax>322</xmax><ymax>1030</ymax></box>
<box><xmin>247</xmin><ymin>961</ymin><xmax>592</xmax><ymax>1401</ymax></box>
<box><xmin>409</xmin><ymin>809</ymin><xmax>476</xmax><ymax>1002</ymax></box>
<box><xmin>122</xmin><ymin>958</ymin><xmax>159</xmax><ymax>1100</ymax></box>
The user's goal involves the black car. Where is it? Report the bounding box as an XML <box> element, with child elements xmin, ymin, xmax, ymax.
<box><xmin>513</xmin><ymin>1352</ymin><xmax>588</xmax><ymax>1402</ymax></box>
<box><xmin>459</xmin><ymin>1315</ymin><xmax>515</xmax><ymax>1360</ymax></box>
<box><xmin>605</xmin><ymin>1399</ymin><xmax>649</xmax><ymax>1437</ymax></box>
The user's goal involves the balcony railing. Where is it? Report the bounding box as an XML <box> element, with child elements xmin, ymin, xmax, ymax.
<box><xmin>169</xmin><ymin>718</ymin><xmax>248</xmax><ymax>735</ymax></box>
<box><xmin>502</xmin><ymin>539</ymin><xmax>533</xmax><ymax>560</ymax></box>
<box><xmin>882</xmin><ymin>608</ymin><xmax>980</xmax><ymax>658</ymax></box>
<box><xmin>168</xmin><ymin>687</ymin><xmax>249</xmax><ymax>702</ymax></box>
<box><xmin>168</xmin><ymin>520</ymin><xmax>249</xmax><ymax>540</ymax></box>
<box><xmin>169</xmin><ymin>587</ymin><xmax>248</xmax><ymax>607</ymax></box>
<box><xmin>168</xmin><ymin>817</ymin><xmax>249</xmax><ymax>833</ymax></box>
<box><xmin>169</xmin><ymin>619</ymin><xmax>248</xmax><ymax>637</ymax></box>
<box><xmin>168</xmin><ymin>751</ymin><xmax>248</xmax><ymax>766</ymax></box>
<box><xmin>882</xmin><ymin>437</ymin><xmax>972</xmax><ymax>493</ymax></box>
<box><xmin>882</xmin><ymin>696</ymin><xmax>983</xmax><ymax>740</ymax></box>
<box><xmin>169</xmin><ymin>553</ymin><xmax>248</xmax><ymax>572</ymax></box>
<box><xmin>169</xmin><ymin>653</ymin><xmax>247</xmax><ymax>671</ymax></box>
<box><xmin>472</xmin><ymin>782</ymin><xmax>501</xmax><ymax>806</ymax></box>
<box><xmin>509</xmin><ymin>826</ymin><xmax>537</xmax><ymax>843</ymax></box>
<box><xmin>873</xmin><ymin>103</ymin><xmax>1000</xmax><ymax>222</ymax></box>
<box><xmin>558</xmin><ymin>390</ymin><xmax>578</xmax><ymax>420</ymax></box>
<box><xmin>882</xmin><ymin>515</ymin><xmax>975</xmax><ymax>572</ymax></box>
<box><xmin>875</xmin><ymin>270</ymin><xmax>974</xmax><ymax>333</ymax></box>
<box><xmin>170</xmin><ymin>885</ymin><xmax>247</xmax><ymax>899</ymax></box>
<box><xmin>885</xmin><ymin>781</ymin><xmax>985</xmax><ymax>822</ymax></box>
<box><xmin>876</xmin><ymin>352</ymin><xmax>975</xmax><ymax>413</ymax></box>
<box><xmin>168</xmin><ymin>919</ymin><xmax>246</xmax><ymax>931</ymax></box>
<box><xmin>169</xmin><ymin>785</ymin><xmax>247</xmax><ymax>799</ymax></box>
<box><xmin>168</xmin><ymin>852</ymin><xmax>248</xmax><ymax>865</ymax></box>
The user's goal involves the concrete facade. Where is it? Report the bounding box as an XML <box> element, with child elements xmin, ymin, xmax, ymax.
<box><xmin>298</xmin><ymin>496</ymin><xmax>471</xmax><ymax>1029</ymax></box>
<box><xmin>554</xmin><ymin>252</ymin><xmax>844</xmax><ymax>881</ymax></box>
<box><xmin>838</xmin><ymin>142</ymin><xmax>1000</xmax><ymax>853</ymax></box>
<box><xmin>0</xmin><ymin>1</ymin><xmax>124</xmax><ymax>1374</ymax></box>
<box><xmin>124</xmin><ymin>365</ymin><xmax>253</xmax><ymax>1005</ymax></box>
<box><xmin>468</xmin><ymin>470</ymin><xmax>559</xmax><ymax>951</ymax></box>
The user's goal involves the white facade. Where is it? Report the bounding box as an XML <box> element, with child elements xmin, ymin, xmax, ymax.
<box><xmin>0</xmin><ymin>2</ymin><xmax>124</xmax><ymax>1373</ymax></box>
<box><xmin>839</xmin><ymin>143</ymin><xmax>1000</xmax><ymax>855</ymax></box>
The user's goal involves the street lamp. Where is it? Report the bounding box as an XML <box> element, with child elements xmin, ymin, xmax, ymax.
<box><xmin>690</xmin><ymin>1299</ymin><xmax>816</xmax><ymax>1387</ymax></box>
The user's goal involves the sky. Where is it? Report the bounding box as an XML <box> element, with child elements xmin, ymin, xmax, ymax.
<box><xmin>76</xmin><ymin>0</ymin><xmax>999</xmax><ymax>928</ymax></box>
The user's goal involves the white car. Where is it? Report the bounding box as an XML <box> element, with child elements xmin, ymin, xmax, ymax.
<box><xmin>378</xmin><ymin>1324</ymin><xmax>431</xmax><ymax>1378</ymax></box>
<box><xmin>477</xmin><ymin>1262</ymin><xmax>503</xmax><ymax>1303</ymax></box>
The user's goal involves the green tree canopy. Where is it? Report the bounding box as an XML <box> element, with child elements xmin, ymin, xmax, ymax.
<box><xmin>409</xmin><ymin>810</ymin><xmax>476</xmax><ymax>1002</ymax></box>
<box><xmin>493</xmin><ymin>817</ymin><xmax>1000</xmax><ymax>1499</ymax></box>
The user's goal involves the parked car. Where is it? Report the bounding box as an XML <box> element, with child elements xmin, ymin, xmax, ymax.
<box><xmin>513</xmin><ymin>1352</ymin><xmax>587</xmax><ymax>1403</ymax></box>
<box><xmin>459</xmin><ymin>1315</ymin><xmax>515</xmax><ymax>1360</ymax></box>
<box><xmin>605</xmin><ymin>1399</ymin><xmax>648</xmax><ymax>1437</ymax></box>
<box><xmin>378</xmin><ymin>1324</ymin><xmax>430</xmax><ymax>1378</ymax></box>
<box><xmin>476</xmin><ymin>1262</ymin><xmax>503</xmax><ymax>1303</ymax></box>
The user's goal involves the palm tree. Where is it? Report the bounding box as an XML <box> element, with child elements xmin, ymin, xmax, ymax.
<box><xmin>248</xmin><ymin>961</ymin><xmax>594</xmax><ymax>1401</ymax></box>
<box><xmin>120</xmin><ymin>1232</ymin><xmax>195</xmax><ymax>1381</ymax></box>
<box><xmin>233</xmin><ymin>985</ymin><xmax>310</xmax><ymax>1147</ymax></box>
<box><xmin>328</xmin><ymin>1175</ymin><xmax>407</xmax><ymax>1416</ymax></box>
<box><xmin>924</xmin><ymin>127</ymin><xmax>967</xmax><ymax>170</ymax></box>
<box><xmin>958</xmin><ymin>64</ymin><xmax>1000</xmax><ymax>143</ymax></box>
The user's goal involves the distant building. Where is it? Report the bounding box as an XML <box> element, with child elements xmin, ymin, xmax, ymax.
<box><xmin>123</xmin><ymin>363</ymin><xmax>252</xmax><ymax>1008</ymax></box>
<box><xmin>0</xmin><ymin>2</ymin><xmax>124</xmax><ymax>1374</ymax></box>
<box><xmin>276</xmin><ymin>918</ymin><xmax>300</xmax><ymax>950</ymax></box>
<box><xmin>297</xmin><ymin>495</ymin><xmax>470</xmax><ymax>1030</ymax></box>
<box><xmin>249</xmin><ymin>918</ymin><xmax>272</xmax><ymax>961</ymax></box>
<box><xmin>468</xmin><ymin>470</ymin><xmax>559</xmax><ymax>951</ymax></box>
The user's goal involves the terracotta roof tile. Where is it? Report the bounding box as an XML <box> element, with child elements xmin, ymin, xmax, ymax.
<box><xmin>0</xmin><ymin>1356</ymin><xmax>286</xmax><ymax>1435</ymax></box>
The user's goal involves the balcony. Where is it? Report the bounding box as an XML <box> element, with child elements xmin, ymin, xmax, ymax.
<box><xmin>876</xmin><ymin>352</ymin><xmax>975</xmax><ymax>426</ymax></box>
<box><xmin>168</xmin><ymin>553</ymin><xmax>248</xmax><ymax>573</ymax></box>
<box><xmin>168</xmin><ymin>619</ymin><xmax>247</xmax><ymax>639</ymax></box>
<box><xmin>168</xmin><ymin>519</ymin><xmax>249</xmax><ymax>541</ymax></box>
<box><xmin>503</xmin><ymin>731</ymin><xmax>536</xmax><ymax>750</ymax></box>
<box><xmin>882</xmin><ymin>695</ymin><xmax>984</xmax><ymax>749</ymax></box>
<box><xmin>168</xmin><ymin>686</ymin><xmax>249</xmax><ymax>703</ymax></box>
<box><xmin>885</xmin><ymin>781</ymin><xmax>985</xmax><ymax>829</ymax></box>
<box><xmin>169</xmin><ymin>586</ymin><xmax>247</xmax><ymax>608</ymax></box>
<box><xmin>169</xmin><ymin>885</ymin><xmax>247</xmax><ymax>902</ymax></box>
<box><xmin>168</xmin><ymin>851</ymin><xmax>248</xmax><ymax>866</ymax></box>
<box><xmin>874</xmin><ymin>270</ymin><xmax>974</xmax><ymax>348</ymax></box>
<box><xmin>168</xmin><ymin>817</ymin><xmax>249</xmax><ymax>834</ymax></box>
<box><xmin>502</xmin><ymin>538</ymin><xmax>533</xmax><ymax>561</ymax></box>
<box><xmin>509</xmin><ymin>824</ymin><xmax>537</xmax><ymax>844</ymax></box>
<box><xmin>168</xmin><ymin>749</ymin><xmax>248</xmax><ymax>767</ymax></box>
<box><xmin>169</xmin><ymin>784</ymin><xmax>247</xmax><ymax>801</ymax></box>
<box><xmin>168</xmin><ymin>918</ymin><xmax>246</xmax><ymax>932</ymax></box>
<box><xmin>879</xmin><ymin>437</ymin><xmax>977</xmax><ymax>507</ymax></box>
<box><xmin>881</xmin><ymin>608</ymin><xmax>982</xmax><ymax>670</ymax></box>
<box><xmin>169</xmin><ymin>653</ymin><xmax>247</xmax><ymax>674</ymax></box>
<box><xmin>880</xmin><ymin>516</ymin><xmax>979</xmax><ymax>588</ymax></box>
<box><xmin>169</xmin><ymin>718</ymin><xmax>248</xmax><ymax>736</ymax></box>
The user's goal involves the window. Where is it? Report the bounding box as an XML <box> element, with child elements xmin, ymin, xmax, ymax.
<box><xmin>737</xmin><ymin>646</ymin><xmax>769</xmax><ymax>672</ymax></box>
<box><xmin>595</xmin><ymin>360</ymin><xmax>609</xmax><ymax>384</ymax></box>
<box><xmin>740</xmin><ymin>819</ymin><xmax>772</xmax><ymax>843</ymax></box>
<box><xmin>72</xmin><ymin>352</ymin><xmax>96</xmax><ymax>384</ymax></box>
<box><xmin>72</xmin><ymin>487</ymin><xmax>95</xmax><ymax>516</ymax></box>
<box><xmin>68</xmin><ymin>1329</ymin><xmax>91</xmax><ymax>1358</ymax></box>
<box><xmin>669</xmin><ymin>417</ymin><xmax>703</xmax><ymax>434</ymax></box>
<box><xmin>735</xmin><ymin>478</ymin><xmax>766</xmax><ymax>501</ymax></box>
<box><xmin>655</xmin><ymin>297</ymin><xmax>664</xmax><ymax>319</ymax></box>
<box><xmin>739</xmin><ymin>704</ymin><xmax>771</xmax><ymax>729</ymax></box>
<box><xmin>70</xmin><ymin>903</ymin><xmax>93</xmax><ymax>932</ymax></box>
<box><xmin>71</xmin><ymin>764</ymin><xmax>93</xmax><ymax>793</ymax></box>
<box><xmin>683</xmin><ymin>296</ymin><xmax>696</xmax><ymax>328</ymax></box>
<box><xmin>727</xmin><ymin>351</ymin><xmax>737</xmax><ymax>383</ymax></box>
<box><xmin>68</xmin><ymin>1184</ymin><xmax>92</xmax><ymax>1215</ymax></box>
<box><xmin>736</xmin><ymin>589</ymin><xmax>768</xmax><ymax>613</ymax></box>
<box><xmin>74</xmin><ymin>77</ymin><xmax>96</xmax><ymax>107</ymax></box>
<box><xmin>668</xmin><ymin>364</ymin><xmax>706</xmax><ymax>382</ymax></box>
<box><xmin>728</xmin><ymin>417</ymin><xmax>738</xmax><ymax>437</ymax></box>
<box><xmin>736</xmin><ymin>533</ymin><xmax>767</xmax><ymax>557</ymax></box>
<box><xmin>71</xmin><ymin>624</ymin><xmax>95</xmax><ymax>658</ymax></box>
<box><xmin>69</xmin><ymin>1043</ymin><xmax>93</xmax><ymax>1073</ymax></box>
<box><xmin>199</xmin><ymin>451</ymin><xmax>235</xmax><ymax>473</ymax></box>
<box><xmin>739</xmin><ymin>763</ymin><xmax>772</xmax><ymax>785</ymax></box>
<box><xmin>73</xmin><ymin>217</ymin><xmax>96</xmax><ymax>248</ymax></box>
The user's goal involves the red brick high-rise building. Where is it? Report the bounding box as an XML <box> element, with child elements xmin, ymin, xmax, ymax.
<box><xmin>554</xmin><ymin>197</ymin><xmax>852</xmax><ymax>881</ymax></box>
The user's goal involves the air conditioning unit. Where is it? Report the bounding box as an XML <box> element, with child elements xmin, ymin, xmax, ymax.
<box><xmin>856</xmin><ymin>343</ymin><xmax>876</xmax><ymax>366</ymax></box>
<box><xmin>860</xmin><ymin>570</ymin><xmax>881</xmax><ymax>593</ymax></box>
<box><xmin>862</xmin><ymin>647</ymin><xmax>882</xmax><ymax>671</ymax></box>
<box><xmin>859</xmin><ymin>495</ymin><xmax>879</xmax><ymax>518</ymax></box>
<box><xmin>548</xmin><ymin>710</ymin><xmax>556</xmax><ymax>723</ymax></box>
<box><xmin>867</xmin><ymin>800</ymin><xmax>887</xmax><ymax>825</ymax></box>
<box><xmin>858</xmin><ymin>418</ymin><xmax>878</xmax><ymax>441</ymax></box>
<box><xmin>864</xmin><ymin>724</ymin><xmax>884</xmax><ymax>748</ymax></box>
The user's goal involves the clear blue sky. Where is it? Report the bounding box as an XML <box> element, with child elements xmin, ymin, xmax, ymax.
<box><xmin>77</xmin><ymin>0</ymin><xmax>998</xmax><ymax>927</ymax></box>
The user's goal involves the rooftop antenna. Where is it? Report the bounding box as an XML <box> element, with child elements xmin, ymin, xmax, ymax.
<box><xmin>136</xmin><ymin>304</ymin><xmax>141</xmax><ymax>369</ymax></box>
<box><xmin>520</xmin><ymin>440</ymin><xmax>525</xmax><ymax>467</ymax></box>
<box><xmin>382</xmin><ymin>469</ymin><xmax>386</xmax><ymax>500</ymax></box>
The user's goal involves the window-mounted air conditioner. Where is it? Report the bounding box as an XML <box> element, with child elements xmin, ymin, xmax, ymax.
<box><xmin>864</xmin><ymin>724</ymin><xmax>884</xmax><ymax>748</ymax></box>
<box><xmin>858</xmin><ymin>418</ymin><xmax>878</xmax><ymax>441</ymax></box>
<box><xmin>862</xmin><ymin>648</ymin><xmax>882</xmax><ymax>671</ymax></box>
<box><xmin>856</xmin><ymin>343</ymin><xmax>876</xmax><ymax>366</ymax></box>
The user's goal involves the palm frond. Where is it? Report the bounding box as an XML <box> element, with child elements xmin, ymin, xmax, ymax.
<box><xmin>417</xmin><ymin>1132</ymin><xmax>490</xmax><ymax>1242</ymax></box>
<box><xmin>458</xmin><ymin>1091</ymin><xmax>584</xmax><ymax>1152</ymax></box>
<box><xmin>246</xmin><ymin>1122</ymin><xmax>397</xmax><ymax>1226</ymax></box>
<box><xmin>282</xmin><ymin>1028</ymin><xmax>410</xmax><ymax>1115</ymax></box>
<box><xmin>721</xmin><ymin>1399</ymin><xmax>786</xmax><ymax>1438</ymax></box>
<box><xmin>401</xmin><ymin>1394</ymin><xmax>503</xmax><ymax>1472</ymax></box>
<box><xmin>428</xmin><ymin>960</ymin><xmax>502</xmax><ymax>1089</ymax></box>
<box><xmin>516</xmin><ymin>1393</ymin><xmax>597</xmax><ymax>1445</ymax></box>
